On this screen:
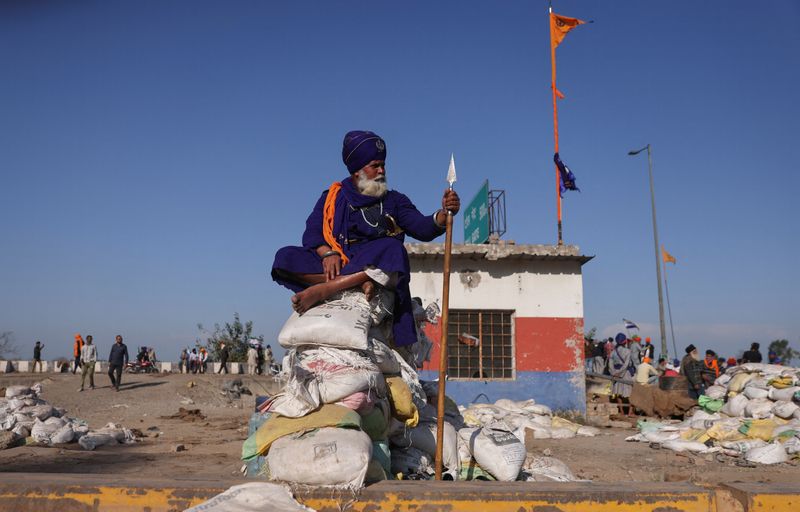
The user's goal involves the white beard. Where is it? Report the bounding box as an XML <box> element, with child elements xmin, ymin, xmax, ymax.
<box><xmin>355</xmin><ymin>171</ymin><xmax>388</xmax><ymax>197</ymax></box>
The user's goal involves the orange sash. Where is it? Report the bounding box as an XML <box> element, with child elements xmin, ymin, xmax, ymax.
<box><xmin>322</xmin><ymin>182</ymin><xmax>349</xmax><ymax>265</ymax></box>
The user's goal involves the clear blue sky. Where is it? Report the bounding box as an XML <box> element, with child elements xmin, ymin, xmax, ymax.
<box><xmin>1</xmin><ymin>1</ymin><xmax>798</xmax><ymax>362</ymax></box>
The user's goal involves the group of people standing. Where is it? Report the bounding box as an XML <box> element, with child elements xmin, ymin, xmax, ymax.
<box><xmin>32</xmin><ymin>334</ymin><xmax>129</xmax><ymax>392</ymax></box>
<box><xmin>178</xmin><ymin>341</ymin><xmax>273</xmax><ymax>375</ymax></box>
<box><xmin>587</xmin><ymin>334</ymin><xmax>782</xmax><ymax>415</ymax></box>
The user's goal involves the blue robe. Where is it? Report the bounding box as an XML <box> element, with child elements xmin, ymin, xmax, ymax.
<box><xmin>272</xmin><ymin>177</ymin><xmax>445</xmax><ymax>346</ymax></box>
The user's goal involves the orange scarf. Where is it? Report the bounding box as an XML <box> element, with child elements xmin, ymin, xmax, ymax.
<box><xmin>704</xmin><ymin>358</ymin><xmax>719</xmax><ymax>378</ymax></box>
<box><xmin>322</xmin><ymin>182</ymin><xmax>349</xmax><ymax>265</ymax></box>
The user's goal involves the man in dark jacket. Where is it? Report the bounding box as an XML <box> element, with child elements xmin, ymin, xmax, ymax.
<box><xmin>217</xmin><ymin>342</ymin><xmax>229</xmax><ymax>374</ymax></box>
<box><xmin>108</xmin><ymin>335</ymin><xmax>129</xmax><ymax>392</ymax></box>
<box><xmin>742</xmin><ymin>342</ymin><xmax>763</xmax><ymax>363</ymax></box>
<box><xmin>679</xmin><ymin>344</ymin><xmax>704</xmax><ymax>400</ymax></box>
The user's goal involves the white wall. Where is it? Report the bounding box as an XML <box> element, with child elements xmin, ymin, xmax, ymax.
<box><xmin>410</xmin><ymin>258</ymin><xmax>584</xmax><ymax>318</ymax></box>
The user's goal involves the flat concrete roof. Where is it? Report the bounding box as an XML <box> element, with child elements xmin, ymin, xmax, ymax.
<box><xmin>405</xmin><ymin>241</ymin><xmax>594</xmax><ymax>264</ymax></box>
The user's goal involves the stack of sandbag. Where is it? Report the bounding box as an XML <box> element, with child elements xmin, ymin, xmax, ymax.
<box><xmin>626</xmin><ymin>363</ymin><xmax>800</xmax><ymax>465</ymax></box>
<box><xmin>460</xmin><ymin>398</ymin><xmax>600</xmax><ymax>441</ymax></box>
<box><xmin>243</xmin><ymin>289</ymin><xmax>429</xmax><ymax>488</ymax></box>
<box><xmin>0</xmin><ymin>384</ymin><xmax>135</xmax><ymax>450</ymax></box>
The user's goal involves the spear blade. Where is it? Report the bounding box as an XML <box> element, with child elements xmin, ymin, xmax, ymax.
<box><xmin>447</xmin><ymin>153</ymin><xmax>457</xmax><ymax>190</ymax></box>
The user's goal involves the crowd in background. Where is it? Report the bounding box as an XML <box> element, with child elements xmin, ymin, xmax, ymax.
<box><xmin>585</xmin><ymin>334</ymin><xmax>785</xmax><ymax>416</ymax></box>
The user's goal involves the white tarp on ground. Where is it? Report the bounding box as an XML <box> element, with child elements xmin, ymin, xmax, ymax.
<box><xmin>184</xmin><ymin>482</ymin><xmax>314</xmax><ymax>512</ymax></box>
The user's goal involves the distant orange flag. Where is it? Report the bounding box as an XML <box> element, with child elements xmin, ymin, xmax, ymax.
<box><xmin>550</xmin><ymin>13</ymin><xmax>586</xmax><ymax>50</ymax></box>
<box><xmin>662</xmin><ymin>246</ymin><xmax>677</xmax><ymax>264</ymax></box>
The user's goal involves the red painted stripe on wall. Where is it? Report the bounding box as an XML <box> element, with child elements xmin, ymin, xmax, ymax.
<box><xmin>421</xmin><ymin>316</ymin><xmax>584</xmax><ymax>373</ymax></box>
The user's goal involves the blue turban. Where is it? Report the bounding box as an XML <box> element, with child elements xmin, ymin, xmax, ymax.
<box><xmin>342</xmin><ymin>130</ymin><xmax>386</xmax><ymax>174</ymax></box>
<box><xmin>615</xmin><ymin>333</ymin><xmax>627</xmax><ymax>345</ymax></box>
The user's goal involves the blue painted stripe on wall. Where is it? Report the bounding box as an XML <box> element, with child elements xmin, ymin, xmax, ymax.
<box><xmin>419</xmin><ymin>370</ymin><xmax>586</xmax><ymax>414</ymax></box>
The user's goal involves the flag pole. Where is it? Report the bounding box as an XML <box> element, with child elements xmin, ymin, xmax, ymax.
<box><xmin>549</xmin><ymin>6</ymin><xmax>563</xmax><ymax>245</ymax></box>
<box><xmin>435</xmin><ymin>155</ymin><xmax>457</xmax><ymax>480</ymax></box>
<box><xmin>662</xmin><ymin>249</ymin><xmax>678</xmax><ymax>358</ymax></box>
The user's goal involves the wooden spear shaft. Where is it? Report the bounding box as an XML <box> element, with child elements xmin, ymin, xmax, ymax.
<box><xmin>434</xmin><ymin>206</ymin><xmax>454</xmax><ymax>480</ymax></box>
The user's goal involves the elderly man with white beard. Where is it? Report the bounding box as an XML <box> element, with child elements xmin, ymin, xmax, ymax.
<box><xmin>271</xmin><ymin>130</ymin><xmax>460</xmax><ymax>349</ymax></box>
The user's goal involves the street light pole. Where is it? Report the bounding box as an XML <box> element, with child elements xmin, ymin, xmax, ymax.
<box><xmin>628</xmin><ymin>144</ymin><xmax>668</xmax><ymax>359</ymax></box>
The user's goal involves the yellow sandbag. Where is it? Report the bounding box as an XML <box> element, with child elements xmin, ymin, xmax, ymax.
<box><xmin>769</xmin><ymin>376</ymin><xmax>795</xmax><ymax>389</ymax></box>
<box><xmin>241</xmin><ymin>404</ymin><xmax>361</xmax><ymax>461</ymax></box>
<box><xmin>727</xmin><ymin>373</ymin><xmax>754</xmax><ymax>393</ymax></box>
<box><xmin>739</xmin><ymin>419</ymin><xmax>780</xmax><ymax>442</ymax></box>
<box><xmin>551</xmin><ymin>416</ymin><xmax>580</xmax><ymax>433</ymax></box>
<box><xmin>706</xmin><ymin>421</ymin><xmax>747</xmax><ymax>442</ymax></box>
<box><xmin>385</xmin><ymin>376</ymin><xmax>418</xmax><ymax>428</ymax></box>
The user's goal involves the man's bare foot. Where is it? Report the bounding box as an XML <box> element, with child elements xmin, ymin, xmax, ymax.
<box><xmin>291</xmin><ymin>285</ymin><xmax>328</xmax><ymax>314</ymax></box>
<box><xmin>361</xmin><ymin>280</ymin><xmax>375</xmax><ymax>302</ymax></box>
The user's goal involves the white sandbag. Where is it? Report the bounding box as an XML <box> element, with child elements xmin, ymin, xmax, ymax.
<box><xmin>49</xmin><ymin>424</ymin><xmax>75</xmax><ymax>444</ymax></box>
<box><xmin>745</xmin><ymin>442</ymin><xmax>788</xmax><ymax>465</ymax></box>
<box><xmin>500</xmin><ymin>413</ymin><xmax>532</xmax><ymax>431</ymax></box>
<box><xmin>79</xmin><ymin>433</ymin><xmax>119</xmax><ymax>451</ymax></box>
<box><xmin>318</xmin><ymin>367</ymin><xmax>384</xmax><ymax>404</ymax></box>
<box><xmin>391</xmin><ymin>421</ymin><xmax>459</xmax><ymax>477</ymax></box>
<box><xmin>783</xmin><ymin>437</ymin><xmax>800</xmax><ymax>455</ymax></box>
<box><xmin>31</xmin><ymin>417</ymin><xmax>66</xmax><ymax>443</ymax></box>
<box><xmin>747</xmin><ymin>377</ymin><xmax>771</xmax><ymax>390</ymax></box>
<box><xmin>523</xmin><ymin>456</ymin><xmax>578</xmax><ymax>482</ymax></box>
<box><xmin>7</xmin><ymin>398</ymin><xmax>27</xmax><ymax>411</ymax></box>
<box><xmin>278</xmin><ymin>292</ymin><xmax>371</xmax><ymax>350</ymax></box>
<box><xmin>769</xmin><ymin>386</ymin><xmax>800</xmax><ymax>402</ymax></box>
<box><xmin>726</xmin><ymin>373</ymin><xmax>755</xmax><ymax>393</ymax></box>
<box><xmin>743</xmin><ymin>386</ymin><xmax>769</xmax><ymax>400</ymax></box>
<box><xmin>494</xmin><ymin>399</ymin><xmax>532</xmax><ymax>414</ymax></box>
<box><xmin>745</xmin><ymin>398</ymin><xmax>774</xmax><ymax>419</ymax></box>
<box><xmin>662</xmin><ymin>439</ymin><xmax>716</xmax><ymax>453</ymax></box>
<box><xmin>265</xmin><ymin>351</ymin><xmax>322</xmax><ymax>418</ymax></box>
<box><xmin>772</xmin><ymin>401</ymin><xmax>800</xmax><ymax>420</ymax></box>
<box><xmin>184</xmin><ymin>482</ymin><xmax>314</xmax><ymax>512</ymax></box>
<box><xmin>524</xmin><ymin>404</ymin><xmax>552</xmax><ymax>416</ymax></box>
<box><xmin>461</xmin><ymin>424</ymin><xmax>526</xmax><ymax>481</ymax></box>
<box><xmin>576</xmin><ymin>425</ymin><xmax>600</xmax><ymax>437</ymax></box>
<box><xmin>721</xmin><ymin>439</ymin><xmax>767</xmax><ymax>454</ymax></box>
<box><xmin>721</xmin><ymin>394</ymin><xmax>749</xmax><ymax>417</ymax></box>
<box><xmin>19</xmin><ymin>404</ymin><xmax>55</xmax><ymax>421</ymax></box>
<box><xmin>5</xmin><ymin>386</ymin><xmax>33</xmax><ymax>398</ymax></box>
<box><xmin>715</xmin><ymin>374</ymin><xmax>732</xmax><ymax>387</ymax></box>
<box><xmin>548</xmin><ymin>427</ymin><xmax>577</xmax><ymax>439</ymax></box>
<box><xmin>643</xmin><ymin>430</ymin><xmax>681</xmax><ymax>443</ymax></box>
<box><xmin>267</xmin><ymin>428</ymin><xmax>372</xmax><ymax>488</ymax></box>
<box><xmin>523</xmin><ymin>424</ymin><xmax>554</xmax><ymax>440</ymax></box>
<box><xmin>704</xmin><ymin>385</ymin><xmax>727</xmax><ymax>400</ymax></box>
<box><xmin>11</xmin><ymin>424</ymin><xmax>29</xmax><ymax>438</ymax></box>
<box><xmin>391</xmin><ymin>446</ymin><xmax>432</xmax><ymax>477</ymax></box>
<box><xmin>1</xmin><ymin>415</ymin><xmax>15</xmax><ymax>431</ymax></box>
<box><xmin>365</xmin><ymin>339</ymin><xmax>400</xmax><ymax>375</ymax></box>
<box><xmin>13</xmin><ymin>413</ymin><xmax>35</xmax><ymax>429</ymax></box>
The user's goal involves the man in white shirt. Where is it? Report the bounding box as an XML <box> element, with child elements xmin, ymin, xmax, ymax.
<box><xmin>635</xmin><ymin>356</ymin><xmax>660</xmax><ymax>385</ymax></box>
<box><xmin>79</xmin><ymin>335</ymin><xmax>98</xmax><ymax>391</ymax></box>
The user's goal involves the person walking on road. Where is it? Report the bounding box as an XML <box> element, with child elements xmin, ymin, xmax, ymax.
<box><xmin>217</xmin><ymin>342</ymin><xmax>229</xmax><ymax>374</ymax></box>
<box><xmin>72</xmin><ymin>334</ymin><xmax>84</xmax><ymax>374</ymax></box>
<box><xmin>247</xmin><ymin>344</ymin><xmax>258</xmax><ymax>375</ymax></box>
<box><xmin>33</xmin><ymin>341</ymin><xmax>45</xmax><ymax>372</ymax></box>
<box><xmin>108</xmin><ymin>335</ymin><xmax>129</xmax><ymax>391</ymax></box>
<box><xmin>79</xmin><ymin>335</ymin><xmax>97</xmax><ymax>391</ymax></box>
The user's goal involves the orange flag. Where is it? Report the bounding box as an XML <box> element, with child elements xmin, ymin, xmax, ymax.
<box><xmin>662</xmin><ymin>246</ymin><xmax>677</xmax><ymax>264</ymax></box>
<box><xmin>550</xmin><ymin>13</ymin><xmax>586</xmax><ymax>50</ymax></box>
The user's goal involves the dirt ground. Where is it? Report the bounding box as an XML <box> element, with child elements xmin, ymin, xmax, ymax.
<box><xmin>1</xmin><ymin>372</ymin><xmax>798</xmax><ymax>486</ymax></box>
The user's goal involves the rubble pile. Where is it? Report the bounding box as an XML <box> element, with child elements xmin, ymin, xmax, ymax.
<box><xmin>241</xmin><ymin>290</ymin><xmax>581</xmax><ymax>487</ymax></box>
<box><xmin>627</xmin><ymin>363</ymin><xmax>800</xmax><ymax>465</ymax></box>
<box><xmin>0</xmin><ymin>383</ymin><xmax>136</xmax><ymax>450</ymax></box>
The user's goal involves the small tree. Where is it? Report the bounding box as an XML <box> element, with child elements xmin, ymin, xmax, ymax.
<box><xmin>768</xmin><ymin>339</ymin><xmax>799</xmax><ymax>365</ymax></box>
<box><xmin>197</xmin><ymin>313</ymin><xmax>264</xmax><ymax>363</ymax></box>
<box><xmin>0</xmin><ymin>331</ymin><xmax>17</xmax><ymax>359</ymax></box>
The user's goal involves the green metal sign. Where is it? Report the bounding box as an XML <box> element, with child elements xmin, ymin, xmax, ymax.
<box><xmin>464</xmin><ymin>180</ymin><xmax>490</xmax><ymax>244</ymax></box>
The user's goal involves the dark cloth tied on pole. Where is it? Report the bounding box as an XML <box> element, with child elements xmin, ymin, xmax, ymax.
<box><xmin>554</xmin><ymin>152</ymin><xmax>579</xmax><ymax>197</ymax></box>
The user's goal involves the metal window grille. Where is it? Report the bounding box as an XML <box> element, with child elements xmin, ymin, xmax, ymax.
<box><xmin>446</xmin><ymin>309</ymin><xmax>514</xmax><ymax>380</ymax></box>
